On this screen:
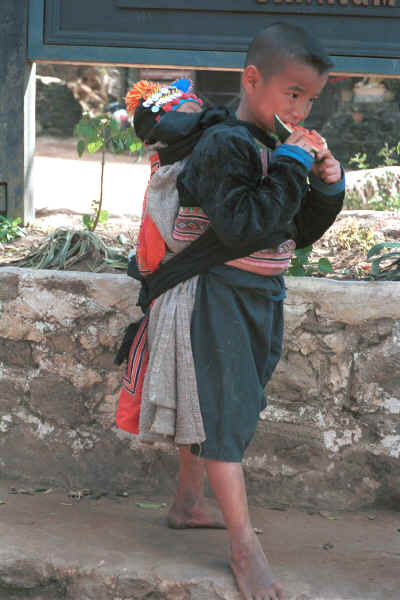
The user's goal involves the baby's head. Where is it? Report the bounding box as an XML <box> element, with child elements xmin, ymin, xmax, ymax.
<box><xmin>239</xmin><ymin>23</ymin><xmax>333</xmax><ymax>134</ymax></box>
<box><xmin>125</xmin><ymin>78</ymin><xmax>203</xmax><ymax>145</ymax></box>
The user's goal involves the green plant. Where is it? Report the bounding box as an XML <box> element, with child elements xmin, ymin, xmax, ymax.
<box><xmin>377</xmin><ymin>143</ymin><xmax>398</xmax><ymax>167</ymax></box>
<box><xmin>74</xmin><ymin>114</ymin><xmax>143</xmax><ymax>231</ymax></box>
<box><xmin>287</xmin><ymin>245</ymin><xmax>333</xmax><ymax>277</ymax></box>
<box><xmin>366</xmin><ymin>242</ymin><xmax>400</xmax><ymax>280</ymax></box>
<box><xmin>349</xmin><ymin>152</ymin><xmax>369</xmax><ymax>170</ymax></box>
<box><xmin>82</xmin><ymin>202</ymin><xmax>109</xmax><ymax>232</ymax></box>
<box><xmin>344</xmin><ymin>170</ymin><xmax>400</xmax><ymax>211</ymax></box>
<box><xmin>367</xmin><ymin>172</ymin><xmax>400</xmax><ymax>211</ymax></box>
<box><xmin>347</xmin><ymin>143</ymin><xmax>399</xmax><ymax>173</ymax></box>
<box><xmin>335</xmin><ymin>220</ymin><xmax>380</xmax><ymax>253</ymax></box>
<box><xmin>15</xmin><ymin>228</ymin><xmax>128</xmax><ymax>271</ymax></box>
<box><xmin>0</xmin><ymin>216</ymin><xmax>25</xmax><ymax>243</ymax></box>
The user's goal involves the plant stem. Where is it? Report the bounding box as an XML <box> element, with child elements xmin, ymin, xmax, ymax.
<box><xmin>92</xmin><ymin>147</ymin><xmax>106</xmax><ymax>232</ymax></box>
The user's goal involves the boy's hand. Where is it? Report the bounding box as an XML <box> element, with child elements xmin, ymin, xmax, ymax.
<box><xmin>279</xmin><ymin>132</ymin><xmax>342</xmax><ymax>184</ymax></box>
<box><xmin>311</xmin><ymin>149</ymin><xmax>341</xmax><ymax>184</ymax></box>
<box><xmin>284</xmin><ymin>130</ymin><xmax>315</xmax><ymax>156</ymax></box>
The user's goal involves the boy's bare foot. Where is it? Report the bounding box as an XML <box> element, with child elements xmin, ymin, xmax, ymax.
<box><xmin>231</xmin><ymin>530</ymin><xmax>284</xmax><ymax>600</ymax></box>
<box><xmin>167</xmin><ymin>495</ymin><xmax>226</xmax><ymax>529</ymax></box>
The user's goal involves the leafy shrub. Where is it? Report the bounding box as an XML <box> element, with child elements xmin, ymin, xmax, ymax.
<box><xmin>0</xmin><ymin>216</ymin><xmax>25</xmax><ymax>243</ymax></box>
<box><xmin>333</xmin><ymin>219</ymin><xmax>381</xmax><ymax>253</ymax></box>
<box><xmin>344</xmin><ymin>170</ymin><xmax>400</xmax><ymax>211</ymax></box>
<box><xmin>74</xmin><ymin>114</ymin><xmax>143</xmax><ymax>231</ymax></box>
<box><xmin>378</xmin><ymin>143</ymin><xmax>399</xmax><ymax>167</ymax></box>
<box><xmin>322</xmin><ymin>108</ymin><xmax>400</xmax><ymax>170</ymax></box>
<box><xmin>349</xmin><ymin>152</ymin><xmax>369</xmax><ymax>170</ymax></box>
<box><xmin>17</xmin><ymin>228</ymin><xmax>127</xmax><ymax>271</ymax></box>
<box><xmin>367</xmin><ymin>242</ymin><xmax>400</xmax><ymax>280</ymax></box>
<box><xmin>288</xmin><ymin>245</ymin><xmax>333</xmax><ymax>277</ymax></box>
<box><xmin>345</xmin><ymin>141</ymin><xmax>400</xmax><ymax>210</ymax></box>
<box><xmin>348</xmin><ymin>144</ymin><xmax>398</xmax><ymax>171</ymax></box>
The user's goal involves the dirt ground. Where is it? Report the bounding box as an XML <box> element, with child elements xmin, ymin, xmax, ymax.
<box><xmin>0</xmin><ymin>478</ymin><xmax>399</xmax><ymax>600</ymax></box>
<box><xmin>0</xmin><ymin>136</ymin><xmax>399</xmax><ymax>278</ymax></box>
<box><xmin>3</xmin><ymin>209</ymin><xmax>399</xmax><ymax>278</ymax></box>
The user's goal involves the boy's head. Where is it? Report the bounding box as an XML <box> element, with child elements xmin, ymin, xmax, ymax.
<box><xmin>239</xmin><ymin>23</ymin><xmax>333</xmax><ymax>134</ymax></box>
<box><xmin>245</xmin><ymin>23</ymin><xmax>333</xmax><ymax>81</ymax></box>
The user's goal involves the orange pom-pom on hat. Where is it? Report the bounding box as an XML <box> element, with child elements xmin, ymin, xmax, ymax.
<box><xmin>125</xmin><ymin>80</ymin><xmax>160</xmax><ymax>115</ymax></box>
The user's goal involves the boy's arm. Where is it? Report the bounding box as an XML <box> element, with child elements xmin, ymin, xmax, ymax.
<box><xmin>178</xmin><ymin>128</ymin><xmax>313</xmax><ymax>251</ymax></box>
<box><xmin>293</xmin><ymin>162</ymin><xmax>345</xmax><ymax>249</ymax></box>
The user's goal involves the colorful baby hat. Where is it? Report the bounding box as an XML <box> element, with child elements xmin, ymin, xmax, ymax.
<box><xmin>125</xmin><ymin>78</ymin><xmax>203</xmax><ymax>142</ymax></box>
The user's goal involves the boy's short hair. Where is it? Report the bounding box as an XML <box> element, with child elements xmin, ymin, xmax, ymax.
<box><xmin>245</xmin><ymin>23</ymin><xmax>333</xmax><ymax>78</ymax></box>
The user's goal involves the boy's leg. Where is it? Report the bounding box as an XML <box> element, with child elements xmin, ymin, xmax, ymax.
<box><xmin>167</xmin><ymin>445</ymin><xmax>225</xmax><ymax>529</ymax></box>
<box><xmin>205</xmin><ymin>458</ymin><xmax>284</xmax><ymax>600</ymax></box>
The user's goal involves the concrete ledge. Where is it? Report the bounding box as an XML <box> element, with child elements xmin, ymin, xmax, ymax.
<box><xmin>285</xmin><ymin>276</ymin><xmax>400</xmax><ymax>324</ymax></box>
<box><xmin>0</xmin><ymin>268</ymin><xmax>399</xmax><ymax>510</ymax></box>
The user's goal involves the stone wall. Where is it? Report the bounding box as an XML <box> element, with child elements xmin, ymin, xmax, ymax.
<box><xmin>0</xmin><ymin>267</ymin><xmax>399</xmax><ymax>511</ymax></box>
<box><xmin>248</xmin><ymin>278</ymin><xmax>400</xmax><ymax>511</ymax></box>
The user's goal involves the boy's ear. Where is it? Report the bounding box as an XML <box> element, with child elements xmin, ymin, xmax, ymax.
<box><xmin>241</xmin><ymin>65</ymin><xmax>263</xmax><ymax>95</ymax></box>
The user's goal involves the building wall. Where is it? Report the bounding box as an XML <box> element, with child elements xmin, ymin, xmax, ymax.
<box><xmin>0</xmin><ymin>0</ymin><xmax>34</xmax><ymax>222</ymax></box>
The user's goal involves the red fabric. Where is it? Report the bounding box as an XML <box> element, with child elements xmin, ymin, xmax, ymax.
<box><xmin>136</xmin><ymin>153</ymin><xmax>165</xmax><ymax>276</ymax></box>
<box><xmin>136</xmin><ymin>214</ymin><xmax>165</xmax><ymax>275</ymax></box>
<box><xmin>116</xmin><ymin>382</ymin><xmax>143</xmax><ymax>435</ymax></box>
<box><xmin>116</xmin><ymin>153</ymin><xmax>164</xmax><ymax>434</ymax></box>
<box><xmin>116</xmin><ymin>314</ymin><xmax>149</xmax><ymax>434</ymax></box>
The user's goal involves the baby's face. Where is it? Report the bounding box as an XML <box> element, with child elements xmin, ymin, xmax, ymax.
<box><xmin>244</xmin><ymin>60</ymin><xmax>328</xmax><ymax>133</ymax></box>
<box><xmin>176</xmin><ymin>101</ymin><xmax>202</xmax><ymax>114</ymax></box>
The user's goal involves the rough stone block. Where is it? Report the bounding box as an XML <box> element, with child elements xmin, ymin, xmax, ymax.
<box><xmin>0</xmin><ymin>272</ymin><xmax>19</xmax><ymax>302</ymax></box>
<box><xmin>0</xmin><ymin>338</ymin><xmax>36</xmax><ymax>368</ymax></box>
<box><xmin>30</xmin><ymin>373</ymin><xmax>89</xmax><ymax>427</ymax></box>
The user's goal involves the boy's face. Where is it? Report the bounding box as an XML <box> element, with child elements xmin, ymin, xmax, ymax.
<box><xmin>241</xmin><ymin>59</ymin><xmax>328</xmax><ymax>133</ymax></box>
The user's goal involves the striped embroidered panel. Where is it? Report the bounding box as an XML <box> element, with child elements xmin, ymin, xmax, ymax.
<box><xmin>172</xmin><ymin>206</ymin><xmax>210</xmax><ymax>242</ymax></box>
<box><xmin>226</xmin><ymin>240</ymin><xmax>296</xmax><ymax>275</ymax></box>
<box><xmin>121</xmin><ymin>313</ymin><xmax>149</xmax><ymax>396</ymax></box>
<box><xmin>172</xmin><ymin>142</ymin><xmax>296</xmax><ymax>275</ymax></box>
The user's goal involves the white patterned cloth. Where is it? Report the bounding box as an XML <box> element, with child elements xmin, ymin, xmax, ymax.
<box><xmin>139</xmin><ymin>160</ymin><xmax>205</xmax><ymax>446</ymax></box>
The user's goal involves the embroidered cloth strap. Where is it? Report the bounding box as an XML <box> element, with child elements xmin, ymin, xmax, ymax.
<box><xmin>173</xmin><ymin>143</ymin><xmax>296</xmax><ymax>276</ymax></box>
<box><xmin>117</xmin><ymin>152</ymin><xmax>166</xmax><ymax>433</ymax></box>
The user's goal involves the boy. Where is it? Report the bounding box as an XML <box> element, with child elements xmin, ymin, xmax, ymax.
<box><xmin>118</xmin><ymin>23</ymin><xmax>344</xmax><ymax>600</ymax></box>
